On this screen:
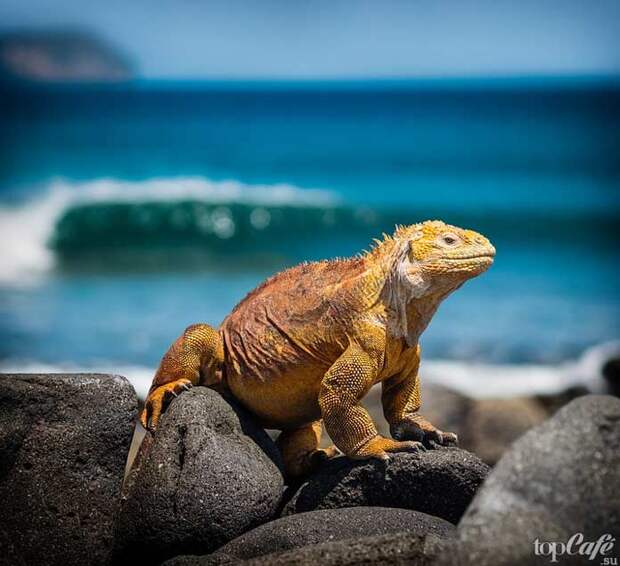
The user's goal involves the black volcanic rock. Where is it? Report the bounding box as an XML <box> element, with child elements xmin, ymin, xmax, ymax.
<box><xmin>166</xmin><ymin>527</ymin><xmax>448</xmax><ymax>566</ymax></box>
<box><xmin>115</xmin><ymin>387</ymin><xmax>284</xmax><ymax>564</ymax></box>
<box><xmin>448</xmin><ymin>395</ymin><xmax>620</xmax><ymax>565</ymax></box>
<box><xmin>282</xmin><ymin>448</ymin><xmax>489</xmax><ymax>524</ymax></box>
<box><xmin>212</xmin><ymin>506</ymin><xmax>454</xmax><ymax>561</ymax></box>
<box><xmin>0</xmin><ymin>373</ymin><xmax>137</xmax><ymax>566</ymax></box>
<box><xmin>246</xmin><ymin>531</ymin><xmax>446</xmax><ymax>566</ymax></box>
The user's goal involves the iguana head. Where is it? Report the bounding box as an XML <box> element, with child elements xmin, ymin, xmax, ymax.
<box><xmin>369</xmin><ymin>220</ymin><xmax>494</xmax><ymax>343</ymax></box>
<box><xmin>386</xmin><ymin>220</ymin><xmax>495</xmax><ymax>298</ymax></box>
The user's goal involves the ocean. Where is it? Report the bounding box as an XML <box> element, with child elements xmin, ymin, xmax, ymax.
<box><xmin>1</xmin><ymin>78</ymin><xmax>619</xmax><ymax>399</ymax></box>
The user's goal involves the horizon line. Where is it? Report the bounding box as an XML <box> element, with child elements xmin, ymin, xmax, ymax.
<box><xmin>5</xmin><ymin>72</ymin><xmax>620</xmax><ymax>91</ymax></box>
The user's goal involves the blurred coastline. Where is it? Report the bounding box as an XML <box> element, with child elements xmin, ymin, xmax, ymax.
<box><xmin>0</xmin><ymin>28</ymin><xmax>134</xmax><ymax>84</ymax></box>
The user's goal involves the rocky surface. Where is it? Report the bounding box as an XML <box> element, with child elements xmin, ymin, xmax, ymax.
<box><xmin>115</xmin><ymin>387</ymin><xmax>285</xmax><ymax>564</ymax></box>
<box><xmin>0</xmin><ymin>373</ymin><xmax>137</xmax><ymax>566</ymax></box>
<box><xmin>447</xmin><ymin>394</ymin><xmax>620</xmax><ymax>565</ymax></box>
<box><xmin>211</xmin><ymin>506</ymin><xmax>454</xmax><ymax>561</ymax></box>
<box><xmin>5</xmin><ymin>369</ymin><xmax>613</xmax><ymax>566</ymax></box>
<box><xmin>164</xmin><ymin>554</ymin><xmax>237</xmax><ymax>566</ymax></box>
<box><xmin>282</xmin><ymin>448</ymin><xmax>489</xmax><ymax>524</ymax></box>
<box><xmin>165</xmin><ymin>532</ymin><xmax>446</xmax><ymax>566</ymax></box>
<box><xmin>246</xmin><ymin>532</ymin><xmax>446</xmax><ymax>566</ymax></box>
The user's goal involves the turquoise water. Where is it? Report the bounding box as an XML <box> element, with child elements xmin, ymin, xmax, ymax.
<box><xmin>1</xmin><ymin>78</ymin><xmax>619</xmax><ymax>387</ymax></box>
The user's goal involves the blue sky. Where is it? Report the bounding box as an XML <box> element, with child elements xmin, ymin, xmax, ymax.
<box><xmin>1</xmin><ymin>0</ymin><xmax>619</xmax><ymax>78</ymax></box>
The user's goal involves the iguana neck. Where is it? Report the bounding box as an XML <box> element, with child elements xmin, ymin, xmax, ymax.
<box><xmin>361</xmin><ymin>236</ymin><xmax>451</xmax><ymax>346</ymax></box>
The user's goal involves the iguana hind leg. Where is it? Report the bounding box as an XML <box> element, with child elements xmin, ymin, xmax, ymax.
<box><xmin>276</xmin><ymin>420</ymin><xmax>338</xmax><ymax>478</ymax></box>
<box><xmin>141</xmin><ymin>323</ymin><xmax>224</xmax><ymax>430</ymax></box>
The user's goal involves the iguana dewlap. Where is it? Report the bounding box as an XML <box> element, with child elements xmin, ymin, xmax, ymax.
<box><xmin>141</xmin><ymin>220</ymin><xmax>495</xmax><ymax>476</ymax></box>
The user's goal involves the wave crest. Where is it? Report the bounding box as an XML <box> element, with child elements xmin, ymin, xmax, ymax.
<box><xmin>0</xmin><ymin>176</ymin><xmax>339</xmax><ymax>285</ymax></box>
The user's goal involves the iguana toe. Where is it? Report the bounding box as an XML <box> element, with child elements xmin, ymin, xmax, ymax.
<box><xmin>424</xmin><ymin>429</ymin><xmax>458</xmax><ymax>447</ymax></box>
<box><xmin>391</xmin><ymin>417</ymin><xmax>459</xmax><ymax>448</ymax></box>
<box><xmin>140</xmin><ymin>378</ymin><xmax>193</xmax><ymax>430</ymax></box>
<box><xmin>353</xmin><ymin>435</ymin><xmax>426</xmax><ymax>461</ymax></box>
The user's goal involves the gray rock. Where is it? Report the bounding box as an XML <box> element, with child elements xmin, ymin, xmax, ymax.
<box><xmin>213</xmin><ymin>506</ymin><xmax>454</xmax><ymax>560</ymax></box>
<box><xmin>282</xmin><ymin>448</ymin><xmax>489</xmax><ymax>524</ymax></box>
<box><xmin>246</xmin><ymin>531</ymin><xmax>446</xmax><ymax>566</ymax></box>
<box><xmin>164</xmin><ymin>507</ymin><xmax>453</xmax><ymax>565</ymax></box>
<box><xmin>460</xmin><ymin>397</ymin><xmax>547</xmax><ymax>465</ymax></box>
<box><xmin>114</xmin><ymin>387</ymin><xmax>284</xmax><ymax>564</ymax></box>
<box><xmin>163</xmin><ymin>555</ymin><xmax>235</xmax><ymax>566</ymax></box>
<box><xmin>450</xmin><ymin>394</ymin><xmax>620</xmax><ymax>565</ymax></box>
<box><xmin>0</xmin><ymin>373</ymin><xmax>137</xmax><ymax>566</ymax></box>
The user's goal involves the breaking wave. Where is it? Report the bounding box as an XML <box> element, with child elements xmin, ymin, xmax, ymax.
<box><xmin>0</xmin><ymin>176</ymin><xmax>344</xmax><ymax>284</ymax></box>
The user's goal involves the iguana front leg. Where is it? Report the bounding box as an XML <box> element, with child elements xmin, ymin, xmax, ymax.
<box><xmin>319</xmin><ymin>344</ymin><xmax>425</xmax><ymax>460</ymax></box>
<box><xmin>382</xmin><ymin>346</ymin><xmax>458</xmax><ymax>447</ymax></box>
<box><xmin>141</xmin><ymin>323</ymin><xmax>224</xmax><ymax>430</ymax></box>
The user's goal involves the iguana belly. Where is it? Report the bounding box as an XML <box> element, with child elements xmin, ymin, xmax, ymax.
<box><xmin>220</xmin><ymin>323</ymin><xmax>342</xmax><ymax>429</ymax></box>
<box><xmin>226</xmin><ymin>363</ymin><xmax>326</xmax><ymax>429</ymax></box>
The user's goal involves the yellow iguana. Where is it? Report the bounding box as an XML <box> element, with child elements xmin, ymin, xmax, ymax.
<box><xmin>141</xmin><ymin>220</ymin><xmax>495</xmax><ymax>476</ymax></box>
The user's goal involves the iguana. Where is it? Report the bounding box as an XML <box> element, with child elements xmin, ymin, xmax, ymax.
<box><xmin>141</xmin><ymin>220</ymin><xmax>495</xmax><ymax>476</ymax></box>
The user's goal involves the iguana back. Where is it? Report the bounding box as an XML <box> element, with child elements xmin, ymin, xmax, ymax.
<box><xmin>221</xmin><ymin>257</ymin><xmax>367</xmax><ymax>384</ymax></box>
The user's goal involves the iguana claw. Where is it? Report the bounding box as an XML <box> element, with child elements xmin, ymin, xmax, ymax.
<box><xmin>391</xmin><ymin>418</ymin><xmax>458</xmax><ymax>448</ymax></box>
<box><xmin>140</xmin><ymin>378</ymin><xmax>193</xmax><ymax>430</ymax></box>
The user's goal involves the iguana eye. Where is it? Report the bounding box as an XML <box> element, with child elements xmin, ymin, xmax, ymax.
<box><xmin>439</xmin><ymin>233</ymin><xmax>459</xmax><ymax>246</ymax></box>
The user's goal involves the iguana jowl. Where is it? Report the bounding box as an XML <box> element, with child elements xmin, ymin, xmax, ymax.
<box><xmin>141</xmin><ymin>220</ymin><xmax>495</xmax><ymax>476</ymax></box>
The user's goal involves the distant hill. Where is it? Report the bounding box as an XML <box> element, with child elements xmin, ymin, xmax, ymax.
<box><xmin>0</xmin><ymin>29</ymin><xmax>134</xmax><ymax>83</ymax></box>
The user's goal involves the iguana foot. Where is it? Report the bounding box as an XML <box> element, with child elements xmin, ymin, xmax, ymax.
<box><xmin>290</xmin><ymin>446</ymin><xmax>340</xmax><ymax>478</ymax></box>
<box><xmin>391</xmin><ymin>415</ymin><xmax>458</xmax><ymax>448</ymax></box>
<box><xmin>140</xmin><ymin>378</ymin><xmax>193</xmax><ymax>430</ymax></box>
<box><xmin>277</xmin><ymin>421</ymin><xmax>339</xmax><ymax>478</ymax></box>
<box><xmin>352</xmin><ymin>435</ymin><xmax>426</xmax><ymax>461</ymax></box>
<box><xmin>311</xmin><ymin>445</ymin><xmax>340</xmax><ymax>465</ymax></box>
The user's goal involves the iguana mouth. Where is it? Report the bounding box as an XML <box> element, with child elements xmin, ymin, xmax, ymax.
<box><xmin>443</xmin><ymin>253</ymin><xmax>495</xmax><ymax>261</ymax></box>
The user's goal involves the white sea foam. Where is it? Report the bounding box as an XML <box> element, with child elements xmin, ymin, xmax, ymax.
<box><xmin>0</xmin><ymin>176</ymin><xmax>337</xmax><ymax>286</ymax></box>
<box><xmin>1</xmin><ymin>341</ymin><xmax>617</xmax><ymax>401</ymax></box>
<box><xmin>0</xmin><ymin>188</ymin><xmax>70</xmax><ymax>285</ymax></box>
<box><xmin>422</xmin><ymin>340</ymin><xmax>620</xmax><ymax>398</ymax></box>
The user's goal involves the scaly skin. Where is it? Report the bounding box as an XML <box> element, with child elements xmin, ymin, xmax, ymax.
<box><xmin>141</xmin><ymin>220</ymin><xmax>495</xmax><ymax>477</ymax></box>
